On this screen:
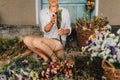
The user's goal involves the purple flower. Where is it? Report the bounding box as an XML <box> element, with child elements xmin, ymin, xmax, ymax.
<box><xmin>85</xmin><ymin>40</ymin><xmax>93</xmax><ymax>46</ymax></box>
<box><xmin>109</xmin><ymin>46</ymin><xmax>117</xmax><ymax>55</ymax></box>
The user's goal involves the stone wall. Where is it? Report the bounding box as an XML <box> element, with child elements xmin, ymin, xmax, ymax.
<box><xmin>0</xmin><ymin>24</ymin><xmax>43</xmax><ymax>39</ymax></box>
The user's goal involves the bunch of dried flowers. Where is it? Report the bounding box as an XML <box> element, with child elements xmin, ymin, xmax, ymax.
<box><xmin>75</xmin><ymin>16</ymin><xmax>109</xmax><ymax>31</ymax></box>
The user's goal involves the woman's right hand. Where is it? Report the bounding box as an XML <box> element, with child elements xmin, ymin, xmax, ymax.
<box><xmin>50</xmin><ymin>14</ymin><xmax>56</xmax><ymax>24</ymax></box>
<box><xmin>44</xmin><ymin>13</ymin><xmax>57</xmax><ymax>32</ymax></box>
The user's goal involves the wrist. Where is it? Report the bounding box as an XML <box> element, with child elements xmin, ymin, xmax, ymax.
<box><xmin>50</xmin><ymin>20</ymin><xmax>54</xmax><ymax>25</ymax></box>
<box><xmin>63</xmin><ymin>29</ymin><xmax>66</xmax><ymax>34</ymax></box>
<box><xmin>64</xmin><ymin>29</ymin><xmax>70</xmax><ymax>35</ymax></box>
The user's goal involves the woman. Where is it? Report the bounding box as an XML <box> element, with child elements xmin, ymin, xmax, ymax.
<box><xmin>23</xmin><ymin>0</ymin><xmax>71</xmax><ymax>63</ymax></box>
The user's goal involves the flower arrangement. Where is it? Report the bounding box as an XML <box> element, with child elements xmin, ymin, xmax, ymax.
<box><xmin>75</xmin><ymin>16</ymin><xmax>109</xmax><ymax>51</ymax></box>
<box><xmin>82</xmin><ymin>28</ymin><xmax>120</xmax><ymax>69</ymax></box>
<box><xmin>40</xmin><ymin>60</ymin><xmax>74</xmax><ymax>79</ymax></box>
<box><xmin>85</xmin><ymin>0</ymin><xmax>95</xmax><ymax>12</ymax></box>
<box><xmin>75</xmin><ymin>16</ymin><xmax>109</xmax><ymax>31</ymax></box>
<box><xmin>85</xmin><ymin>0</ymin><xmax>95</xmax><ymax>22</ymax></box>
<box><xmin>1</xmin><ymin>56</ymin><xmax>74</xmax><ymax>80</ymax></box>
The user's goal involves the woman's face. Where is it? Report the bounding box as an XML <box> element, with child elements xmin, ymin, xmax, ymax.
<box><xmin>48</xmin><ymin>0</ymin><xmax>58</xmax><ymax>7</ymax></box>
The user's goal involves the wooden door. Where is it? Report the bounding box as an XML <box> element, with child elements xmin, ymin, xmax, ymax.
<box><xmin>41</xmin><ymin>0</ymin><xmax>88</xmax><ymax>24</ymax></box>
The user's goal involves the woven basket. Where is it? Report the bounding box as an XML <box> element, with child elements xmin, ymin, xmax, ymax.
<box><xmin>102</xmin><ymin>60</ymin><xmax>120</xmax><ymax>80</ymax></box>
<box><xmin>76</xmin><ymin>29</ymin><xmax>94</xmax><ymax>51</ymax></box>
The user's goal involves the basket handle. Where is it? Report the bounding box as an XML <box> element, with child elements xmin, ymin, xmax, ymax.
<box><xmin>102</xmin><ymin>60</ymin><xmax>115</xmax><ymax>71</ymax></box>
<box><xmin>102</xmin><ymin>60</ymin><xmax>114</xmax><ymax>68</ymax></box>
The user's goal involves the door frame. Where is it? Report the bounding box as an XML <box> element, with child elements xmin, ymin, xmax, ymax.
<box><xmin>35</xmin><ymin>0</ymin><xmax>41</xmax><ymax>25</ymax></box>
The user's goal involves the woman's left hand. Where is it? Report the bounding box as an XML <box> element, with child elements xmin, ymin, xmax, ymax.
<box><xmin>57</xmin><ymin>28</ymin><xmax>65</xmax><ymax>35</ymax></box>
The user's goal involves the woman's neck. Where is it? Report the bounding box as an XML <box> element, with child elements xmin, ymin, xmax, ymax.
<box><xmin>49</xmin><ymin>5</ymin><xmax>59</xmax><ymax>13</ymax></box>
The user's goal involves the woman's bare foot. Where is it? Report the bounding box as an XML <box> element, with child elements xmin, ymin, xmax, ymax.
<box><xmin>51</xmin><ymin>56</ymin><xmax>58</xmax><ymax>62</ymax></box>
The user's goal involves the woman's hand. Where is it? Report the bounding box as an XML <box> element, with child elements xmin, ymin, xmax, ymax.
<box><xmin>58</xmin><ymin>28</ymin><xmax>65</xmax><ymax>35</ymax></box>
<box><xmin>50</xmin><ymin>14</ymin><xmax>57</xmax><ymax>24</ymax></box>
<box><xmin>58</xmin><ymin>28</ymin><xmax>70</xmax><ymax>35</ymax></box>
<box><xmin>44</xmin><ymin>14</ymin><xmax>57</xmax><ymax>32</ymax></box>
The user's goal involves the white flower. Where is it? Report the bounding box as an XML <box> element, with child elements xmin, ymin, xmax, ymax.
<box><xmin>109</xmin><ymin>33</ymin><xmax>115</xmax><ymax>38</ymax></box>
<box><xmin>118</xmin><ymin>42</ymin><xmax>120</xmax><ymax>47</ymax></box>
<box><xmin>88</xmin><ymin>46</ymin><xmax>94</xmax><ymax>51</ymax></box>
<box><xmin>104</xmin><ymin>31</ymin><xmax>110</xmax><ymax>39</ymax></box>
<box><xmin>114</xmin><ymin>36</ymin><xmax>119</xmax><ymax>43</ymax></box>
<box><xmin>113</xmin><ymin>55</ymin><xmax>117</xmax><ymax>59</ymax></box>
<box><xmin>110</xmin><ymin>41</ymin><xmax>116</xmax><ymax>46</ymax></box>
<box><xmin>101</xmin><ymin>40</ymin><xmax>106</xmax><ymax>50</ymax></box>
<box><xmin>94</xmin><ymin>39</ymin><xmax>102</xmax><ymax>45</ymax></box>
<box><xmin>83</xmin><ymin>28</ymin><xmax>120</xmax><ymax>64</ymax></box>
<box><xmin>104</xmin><ymin>24</ymin><xmax>111</xmax><ymax>30</ymax></box>
<box><xmin>94</xmin><ymin>45</ymin><xmax>100</xmax><ymax>52</ymax></box>
<box><xmin>106</xmin><ymin>38</ymin><xmax>116</xmax><ymax>46</ymax></box>
<box><xmin>91</xmin><ymin>52</ymin><xmax>98</xmax><ymax>57</ymax></box>
<box><xmin>117</xmin><ymin>51</ymin><xmax>120</xmax><ymax>60</ymax></box>
<box><xmin>117</xmin><ymin>29</ymin><xmax>120</xmax><ymax>34</ymax></box>
<box><xmin>105</xmin><ymin>49</ymin><xmax>111</xmax><ymax>55</ymax></box>
<box><xmin>98</xmin><ymin>51</ymin><xmax>105</xmax><ymax>58</ymax></box>
<box><xmin>103</xmin><ymin>55</ymin><xmax>107</xmax><ymax>60</ymax></box>
<box><xmin>108</xmin><ymin>59</ymin><xmax>114</xmax><ymax>63</ymax></box>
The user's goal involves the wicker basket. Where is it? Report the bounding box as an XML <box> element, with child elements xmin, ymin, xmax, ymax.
<box><xmin>102</xmin><ymin>60</ymin><xmax>120</xmax><ymax>80</ymax></box>
<box><xmin>76</xmin><ymin>29</ymin><xmax>94</xmax><ymax>51</ymax></box>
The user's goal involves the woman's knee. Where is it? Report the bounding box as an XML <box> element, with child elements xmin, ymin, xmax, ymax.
<box><xmin>23</xmin><ymin>36</ymin><xmax>33</xmax><ymax>46</ymax></box>
<box><xmin>55</xmin><ymin>41</ymin><xmax>64</xmax><ymax>51</ymax></box>
<box><xmin>32</xmin><ymin>38</ymin><xmax>43</xmax><ymax>48</ymax></box>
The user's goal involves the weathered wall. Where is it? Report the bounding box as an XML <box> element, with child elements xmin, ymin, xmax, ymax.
<box><xmin>0</xmin><ymin>0</ymin><xmax>120</xmax><ymax>25</ymax></box>
<box><xmin>0</xmin><ymin>0</ymin><xmax>36</xmax><ymax>25</ymax></box>
<box><xmin>99</xmin><ymin>0</ymin><xmax>120</xmax><ymax>25</ymax></box>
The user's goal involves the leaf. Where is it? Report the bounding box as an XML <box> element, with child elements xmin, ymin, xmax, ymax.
<box><xmin>56</xmin><ymin>9</ymin><xmax>62</xmax><ymax>29</ymax></box>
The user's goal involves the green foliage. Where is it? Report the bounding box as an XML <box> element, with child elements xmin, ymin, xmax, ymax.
<box><xmin>113</xmin><ymin>62</ymin><xmax>120</xmax><ymax>69</ymax></box>
<box><xmin>0</xmin><ymin>37</ymin><xmax>27</xmax><ymax>61</ymax></box>
<box><xmin>0</xmin><ymin>37</ymin><xmax>19</xmax><ymax>51</ymax></box>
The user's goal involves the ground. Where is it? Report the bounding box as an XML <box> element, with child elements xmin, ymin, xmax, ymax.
<box><xmin>0</xmin><ymin>36</ymin><xmax>105</xmax><ymax>80</ymax></box>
